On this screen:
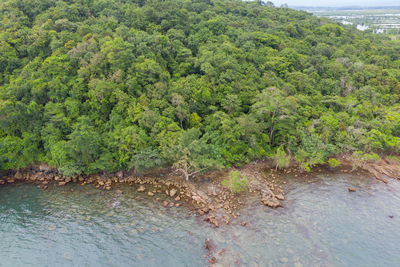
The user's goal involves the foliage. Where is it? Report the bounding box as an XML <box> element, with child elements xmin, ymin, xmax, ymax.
<box><xmin>350</xmin><ymin>151</ymin><xmax>381</xmax><ymax>170</ymax></box>
<box><xmin>327</xmin><ymin>158</ymin><xmax>341</xmax><ymax>168</ymax></box>
<box><xmin>221</xmin><ymin>171</ymin><xmax>248</xmax><ymax>194</ymax></box>
<box><xmin>0</xmin><ymin>0</ymin><xmax>400</xmax><ymax>175</ymax></box>
<box><xmin>385</xmin><ymin>155</ymin><xmax>399</xmax><ymax>163</ymax></box>
<box><xmin>273</xmin><ymin>146</ymin><xmax>291</xmax><ymax>170</ymax></box>
<box><xmin>164</xmin><ymin>128</ymin><xmax>222</xmax><ymax>180</ymax></box>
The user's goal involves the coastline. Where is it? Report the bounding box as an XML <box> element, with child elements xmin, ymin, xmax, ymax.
<box><xmin>0</xmin><ymin>156</ymin><xmax>399</xmax><ymax>227</ymax></box>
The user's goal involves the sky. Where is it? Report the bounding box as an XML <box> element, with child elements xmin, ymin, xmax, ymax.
<box><xmin>271</xmin><ymin>0</ymin><xmax>400</xmax><ymax>7</ymax></box>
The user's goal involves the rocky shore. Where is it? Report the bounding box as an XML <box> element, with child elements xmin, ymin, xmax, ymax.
<box><xmin>0</xmin><ymin>155</ymin><xmax>399</xmax><ymax>228</ymax></box>
<box><xmin>0</xmin><ymin>162</ymin><xmax>287</xmax><ymax>227</ymax></box>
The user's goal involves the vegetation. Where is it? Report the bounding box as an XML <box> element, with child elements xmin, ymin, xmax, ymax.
<box><xmin>273</xmin><ymin>147</ymin><xmax>291</xmax><ymax>170</ymax></box>
<box><xmin>221</xmin><ymin>171</ymin><xmax>248</xmax><ymax>194</ymax></box>
<box><xmin>350</xmin><ymin>151</ymin><xmax>381</xmax><ymax>170</ymax></box>
<box><xmin>327</xmin><ymin>158</ymin><xmax>341</xmax><ymax>168</ymax></box>
<box><xmin>1</xmin><ymin>0</ymin><xmax>400</xmax><ymax>178</ymax></box>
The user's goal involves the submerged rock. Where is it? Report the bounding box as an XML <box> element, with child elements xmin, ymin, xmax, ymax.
<box><xmin>262</xmin><ymin>197</ymin><xmax>281</xmax><ymax>208</ymax></box>
<box><xmin>137</xmin><ymin>186</ymin><xmax>146</xmax><ymax>192</ymax></box>
<box><xmin>204</xmin><ymin>238</ymin><xmax>216</xmax><ymax>252</ymax></box>
<box><xmin>48</xmin><ymin>225</ymin><xmax>57</xmax><ymax>231</ymax></box>
<box><xmin>348</xmin><ymin>187</ymin><xmax>356</xmax><ymax>192</ymax></box>
<box><xmin>208</xmin><ymin>257</ymin><xmax>217</xmax><ymax>264</ymax></box>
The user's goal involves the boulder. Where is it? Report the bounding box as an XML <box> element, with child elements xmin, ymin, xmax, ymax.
<box><xmin>39</xmin><ymin>164</ymin><xmax>52</xmax><ymax>173</ymax></box>
<box><xmin>348</xmin><ymin>187</ymin><xmax>356</xmax><ymax>192</ymax></box>
<box><xmin>169</xmin><ymin>188</ymin><xmax>177</xmax><ymax>197</ymax></box>
<box><xmin>58</xmin><ymin>181</ymin><xmax>66</xmax><ymax>186</ymax></box>
<box><xmin>148</xmin><ymin>192</ymin><xmax>154</xmax><ymax>196</ymax></box>
<box><xmin>137</xmin><ymin>186</ymin><xmax>146</xmax><ymax>192</ymax></box>
<box><xmin>275</xmin><ymin>194</ymin><xmax>285</xmax><ymax>200</ymax></box>
<box><xmin>208</xmin><ymin>257</ymin><xmax>217</xmax><ymax>264</ymax></box>
<box><xmin>262</xmin><ymin>197</ymin><xmax>281</xmax><ymax>208</ymax></box>
<box><xmin>116</xmin><ymin>171</ymin><xmax>124</xmax><ymax>179</ymax></box>
<box><xmin>14</xmin><ymin>172</ymin><xmax>23</xmax><ymax>180</ymax></box>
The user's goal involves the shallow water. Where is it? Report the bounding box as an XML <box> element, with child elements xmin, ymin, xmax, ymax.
<box><xmin>1</xmin><ymin>174</ymin><xmax>400</xmax><ymax>266</ymax></box>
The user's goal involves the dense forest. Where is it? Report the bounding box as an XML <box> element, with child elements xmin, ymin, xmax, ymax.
<box><xmin>1</xmin><ymin>0</ymin><xmax>400</xmax><ymax>177</ymax></box>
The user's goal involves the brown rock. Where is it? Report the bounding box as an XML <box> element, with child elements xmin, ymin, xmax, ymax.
<box><xmin>116</xmin><ymin>189</ymin><xmax>123</xmax><ymax>194</ymax></box>
<box><xmin>163</xmin><ymin>201</ymin><xmax>169</xmax><ymax>207</ymax></box>
<box><xmin>241</xmin><ymin>221</ymin><xmax>247</xmax><ymax>226</ymax></box>
<box><xmin>262</xmin><ymin>197</ymin><xmax>281</xmax><ymax>208</ymax></box>
<box><xmin>275</xmin><ymin>194</ymin><xmax>285</xmax><ymax>200</ymax></box>
<box><xmin>137</xmin><ymin>186</ymin><xmax>146</xmax><ymax>192</ymax></box>
<box><xmin>348</xmin><ymin>187</ymin><xmax>356</xmax><ymax>192</ymax></box>
<box><xmin>58</xmin><ymin>181</ymin><xmax>66</xmax><ymax>186</ymax></box>
<box><xmin>105</xmin><ymin>186</ymin><xmax>112</xmax><ymax>190</ymax></box>
<box><xmin>116</xmin><ymin>171</ymin><xmax>124</xmax><ymax>179</ymax></box>
<box><xmin>175</xmin><ymin>196</ymin><xmax>181</xmax><ymax>201</ymax></box>
<box><xmin>218</xmin><ymin>248</ymin><xmax>226</xmax><ymax>256</ymax></box>
<box><xmin>148</xmin><ymin>192</ymin><xmax>154</xmax><ymax>196</ymax></box>
<box><xmin>14</xmin><ymin>172</ymin><xmax>23</xmax><ymax>180</ymax></box>
<box><xmin>7</xmin><ymin>179</ymin><xmax>15</xmax><ymax>183</ymax></box>
<box><xmin>169</xmin><ymin>188</ymin><xmax>177</xmax><ymax>197</ymax></box>
<box><xmin>204</xmin><ymin>238</ymin><xmax>216</xmax><ymax>252</ymax></box>
<box><xmin>208</xmin><ymin>257</ymin><xmax>217</xmax><ymax>264</ymax></box>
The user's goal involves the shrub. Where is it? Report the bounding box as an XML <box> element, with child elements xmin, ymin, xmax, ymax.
<box><xmin>222</xmin><ymin>170</ymin><xmax>248</xmax><ymax>194</ymax></box>
<box><xmin>350</xmin><ymin>151</ymin><xmax>380</xmax><ymax>170</ymax></box>
<box><xmin>386</xmin><ymin>155</ymin><xmax>399</xmax><ymax>164</ymax></box>
<box><xmin>273</xmin><ymin>146</ymin><xmax>291</xmax><ymax>170</ymax></box>
<box><xmin>327</xmin><ymin>158</ymin><xmax>341</xmax><ymax>168</ymax></box>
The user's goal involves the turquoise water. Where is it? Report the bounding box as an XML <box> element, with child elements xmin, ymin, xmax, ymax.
<box><xmin>1</xmin><ymin>174</ymin><xmax>400</xmax><ymax>266</ymax></box>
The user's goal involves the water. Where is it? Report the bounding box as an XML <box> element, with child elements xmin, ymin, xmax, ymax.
<box><xmin>1</xmin><ymin>174</ymin><xmax>400</xmax><ymax>266</ymax></box>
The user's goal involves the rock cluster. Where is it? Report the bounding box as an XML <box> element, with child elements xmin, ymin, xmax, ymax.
<box><xmin>0</xmin><ymin>161</ymin><xmax>285</xmax><ymax>228</ymax></box>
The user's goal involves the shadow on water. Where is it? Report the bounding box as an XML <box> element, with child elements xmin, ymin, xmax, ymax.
<box><xmin>1</xmin><ymin>173</ymin><xmax>400</xmax><ymax>266</ymax></box>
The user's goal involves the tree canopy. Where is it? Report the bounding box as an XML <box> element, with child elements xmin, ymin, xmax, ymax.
<box><xmin>1</xmin><ymin>0</ymin><xmax>400</xmax><ymax>177</ymax></box>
